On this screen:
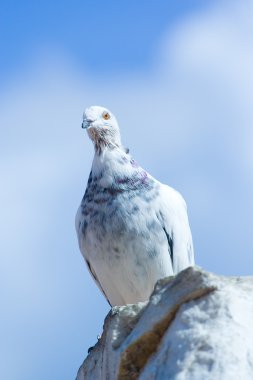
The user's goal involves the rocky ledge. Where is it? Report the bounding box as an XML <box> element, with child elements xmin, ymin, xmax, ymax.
<box><xmin>76</xmin><ymin>267</ymin><xmax>253</xmax><ymax>380</ymax></box>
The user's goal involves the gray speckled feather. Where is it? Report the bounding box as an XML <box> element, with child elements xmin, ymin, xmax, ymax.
<box><xmin>76</xmin><ymin>106</ymin><xmax>194</xmax><ymax>306</ymax></box>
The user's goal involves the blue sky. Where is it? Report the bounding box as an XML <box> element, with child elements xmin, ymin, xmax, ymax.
<box><xmin>0</xmin><ymin>0</ymin><xmax>208</xmax><ymax>80</ymax></box>
<box><xmin>1</xmin><ymin>1</ymin><xmax>253</xmax><ymax>379</ymax></box>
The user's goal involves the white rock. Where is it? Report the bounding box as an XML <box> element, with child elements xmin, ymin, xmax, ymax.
<box><xmin>76</xmin><ymin>267</ymin><xmax>253</xmax><ymax>380</ymax></box>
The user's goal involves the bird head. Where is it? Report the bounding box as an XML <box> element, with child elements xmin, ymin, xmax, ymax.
<box><xmin>82</xmin><ymin>106</ymin><xmax>121</xmax><ymax>152</ymax></box>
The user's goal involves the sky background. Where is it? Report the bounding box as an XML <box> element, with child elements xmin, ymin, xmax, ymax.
<box><xmin>1</xmin><ymin>1</ymin><xmax>253</xmax><ymax>379</ymax></box>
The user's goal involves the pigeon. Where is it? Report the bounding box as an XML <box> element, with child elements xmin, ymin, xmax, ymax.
<box><xmin>75</xmin><ymin>106</ymin><xmax>194</xmax><ymax>306</ymax></box>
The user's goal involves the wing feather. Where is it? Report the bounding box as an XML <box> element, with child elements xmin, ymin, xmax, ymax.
<box><xmin>158</xmin><ymin>184</ymin><xmax>195</xmax><ymax>273</ymax></box>
<box><xmin>85</xmin><ymin>259</ymin><xmax>111</xmax><ymax>306</ymax></box>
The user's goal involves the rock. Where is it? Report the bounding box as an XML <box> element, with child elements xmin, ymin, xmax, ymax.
<box><xmin>76</xmin><ymin>267</ymin><xmax>253</xmax><ymax>380</ymax></box>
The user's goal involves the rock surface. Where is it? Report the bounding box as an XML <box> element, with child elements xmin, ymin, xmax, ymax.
<box><xmin>76</xmin><ymin>267</ymin><xmax>253</xmax><ymax>380</ymax></box>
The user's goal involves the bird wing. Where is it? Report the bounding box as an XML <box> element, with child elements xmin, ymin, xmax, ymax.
<box><xmin>157</xmin><ymin>184</ymin><xmax>194</xmax><ymax>274</ymax></box>
<box><xmin>84</xmin><ymin>258</ymin><xmax>111</xmax><ymax>306</ymax></box>
<box><xmin>75</xmin><ymin>206</ymin><xmax>111</xmax><ymax>305</ymax></box>
<box><xmin>161</xmin><ymin>226</ymin><xmax>174</xmax><ymax>268</ymax></box>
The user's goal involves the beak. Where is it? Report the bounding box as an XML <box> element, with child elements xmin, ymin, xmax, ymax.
<box><xmin>81</xmin><ymin>118</ymin><xmax>94</xmax><ymax>129</ymax></box>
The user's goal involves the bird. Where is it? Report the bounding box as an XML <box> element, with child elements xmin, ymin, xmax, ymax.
<box><xmin>75</xmin><ymin>106</ymin><xmax>194</xmax><ymax>307</ymax></box>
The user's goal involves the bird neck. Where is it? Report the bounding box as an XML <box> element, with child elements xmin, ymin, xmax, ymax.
<box><xmin>88</xmin><ymin>128</ymin><xmax>122</xmax><ymax>156</ymax></box>
<box><xmin>91</xmin><ymin>148</ymin><xmax>145</xmax><ymax>189</ymax></box>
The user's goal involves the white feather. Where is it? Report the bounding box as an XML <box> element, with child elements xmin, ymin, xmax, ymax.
<box><xmin>76</xmin><ymin>106</ymin><xmax>194</xmax><ymax>306</ymax></box>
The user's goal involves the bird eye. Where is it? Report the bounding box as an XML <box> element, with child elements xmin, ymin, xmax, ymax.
<box><xmin>102</xmin><ymin>112</ymin><xmax>110</xmax><ymax>120</ymax></box>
